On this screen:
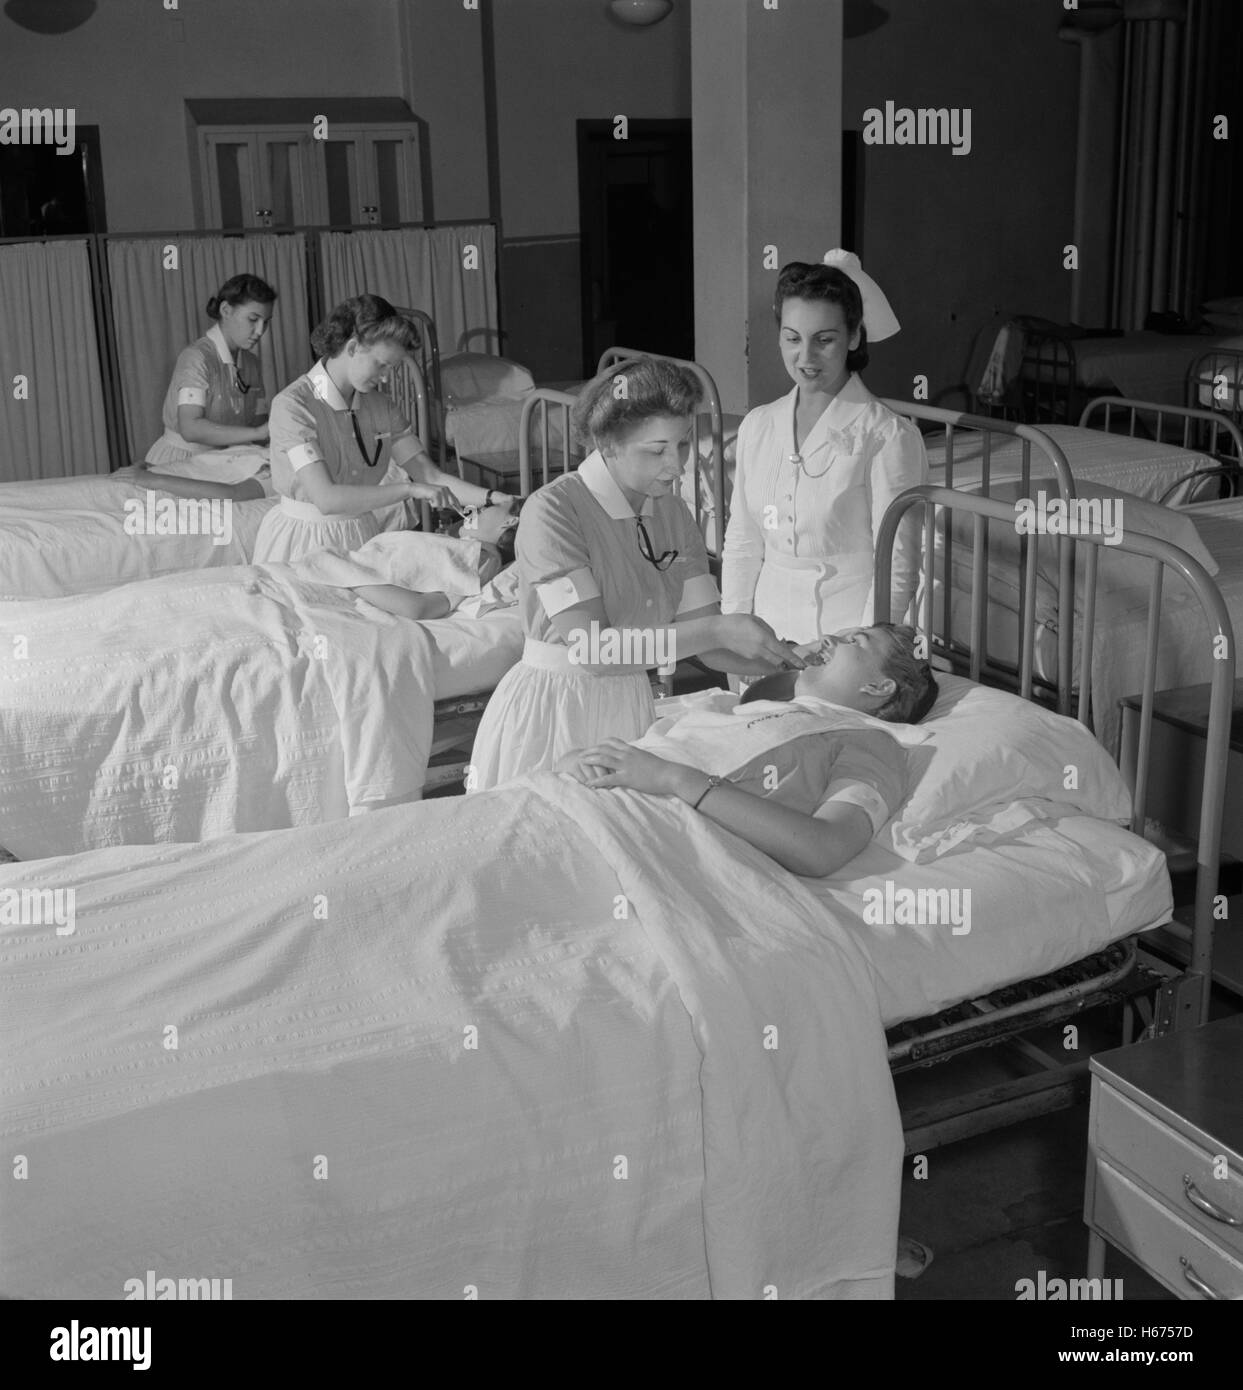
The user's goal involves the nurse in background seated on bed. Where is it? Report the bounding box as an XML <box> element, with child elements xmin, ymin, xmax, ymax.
<box><xmin>467</xmin><ymin>358</ymin><xmax>805</xmax><ymax>792</ymax></box>
<box><xmin>722</xmin><ymin>252</ymin><xmax>927</xmax><ymax>644</ymax></box>
<box><xmin>560</xmin><ymin>623</ymin><xmax>938</xmax><ymax>878</ymax></box>
<box><xmin>252</xmin><ymin>294</ymin><xmax>510</xmax><ymax>566</ymax></box>
<box><xmin>146</xmin><ymin>273</ymin><xmax>276</xmax><ymax>469</ymax></box>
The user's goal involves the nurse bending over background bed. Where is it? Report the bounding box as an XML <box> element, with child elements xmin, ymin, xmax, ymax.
<box><xmin>252</xmin><ymin>294</ymin><xmax>514</xmax><ymax>566</ymax></box>
<box><xmin>722</xmin><ymin>251</ymin><xmax>928</xmax><ymax>643</ymax></box>
<box><xmin>468</xmin><ymin>358</ymin><xmax>804</xmax><ymax>791</ymax></box>
<box><xmin>145</xmin><ymin>273</ymin><xmax>276</xmax><ymax>469</ymax></box>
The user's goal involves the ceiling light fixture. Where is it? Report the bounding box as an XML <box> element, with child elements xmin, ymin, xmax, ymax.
<box><xmin>607</xmin><ymin>0</ymin><xmax>674</xmax><ymax>27</ymax></box>
<box><xmin>4</xmin><ymin>0</ymin><xmax>97</xmax><ymax>35</ymax></box>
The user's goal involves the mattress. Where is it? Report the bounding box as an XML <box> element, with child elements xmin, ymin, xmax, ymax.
<box><xmin>1065</xmin><ymin>332</ymin><xmax>1243</xmax><ymax>406</ymax></box>
<box><xmin>925</xmin><ymin>424</ymin><xmax>1220</xmax><ymax>505</ymax></box>
<box><xmin>0</xmin><ymin>474</ymin><xmax>276</xmax><ymax>599</ymax></box>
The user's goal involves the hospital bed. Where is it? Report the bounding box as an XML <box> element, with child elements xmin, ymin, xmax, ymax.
<box><xmin>1187</xmin><ymin>344</ymin><xmax>1243</xmax><ymax>429</ymax></box>
<box><xmin>0</xmin><ymin>492</ymin><xmax>1229</xmax><ymax>1297</ymax></box>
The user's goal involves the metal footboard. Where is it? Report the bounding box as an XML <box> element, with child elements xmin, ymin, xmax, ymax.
<box><xmin>1079</xmin><ymin>395</ymin><xmax>1243</xmax><ymax>502</ymax></box>
<box><xmin>395</xmin><ymin>306</ymin><xmax>447</xmax><ymax>466</ymax></box>
<box><xmin>874</xmin><ymin>485</ymin><xmax>1233</xmax><ymax>1145</ymax></box>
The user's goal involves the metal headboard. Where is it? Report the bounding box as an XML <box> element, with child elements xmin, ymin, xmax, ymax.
<box><xmin>1079</xmin><ymin>396</ymin><xmax>1243</xmax><ymax>503</ymax></box>
<box><xmin>1186</xmin><ymin>346</ymin><xmax>1243</xmax><ymax>430</ymax></box>
<box><xmin>382</xmin><ymin>354</ymin><xmax>433</xmax><ymax>532</ymax></box>
<box><xmin>876</xmin><ymin>484</ymin><xmax>1234</xmax><ymax>1025</ymax></box>
<box><xmin>881</xmin><ymin>400</ymin><xmax>1078</xmax><ymax>715</ymax></box>
<box><xmin>395</xmin><ymin>306</ymin><xmax>447</xmax><ymax>467</ymax></box>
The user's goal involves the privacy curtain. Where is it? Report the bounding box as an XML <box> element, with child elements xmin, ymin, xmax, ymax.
<box><xmin>0</xmin><ymin>240</ymin><xmax>109</xmax><ymax>480</ymax></box>
<box><xmin>1110</xmin><ymin>0</ymin><xmax>1221</xmax><ymax>328</ymax></box>
<box><xmin>320</xmin><ymin>226</ymin><xmax>499</xmax><ymax>359</ymax></box>
<box><xmin>106</xmin><ymin>233</ymin><xmax>309</xmax><ymax>461</ymax></box>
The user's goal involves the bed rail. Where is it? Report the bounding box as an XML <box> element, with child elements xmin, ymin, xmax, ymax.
<box><xmin>382</xmin><ymin>354</ymin><xmax>435</xmax><ymax>532</ymax></box>
<box><xmin>1079</xmin><ymin>395</ymin><xmax>1243</xmax><ymax>501</ymax></box>
<box><xmin>1186</xmin><ymin>345</ymin><xmax>1243</xmax><ymax>430</ymax></box>
<box><xmin>517</xmin><ymin>388</ymin><xmax>580</xmax><ymax>495</ymax></box>
<box><xmin>876</xmin><ymin>484</ymin><xmax>1234</xmax><ymax>1027</ymax></box>
<box><xmin>881</xmin><ymin>401</ymin><xmax>1078</xmax><ymax>714</ymax></box>
<box><xmin>395</xmin><ymin>306</ymin><xmax>447</xmax><ymax>467</ymax></box>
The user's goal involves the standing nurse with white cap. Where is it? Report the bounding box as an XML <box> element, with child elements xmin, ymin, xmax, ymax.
<box><xmin>721</xmin><ymin>251</ymin><xmax>927</xmax><ymax>646</ymax></box>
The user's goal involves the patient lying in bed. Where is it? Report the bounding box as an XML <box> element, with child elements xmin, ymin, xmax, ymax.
<box><xmin>555</xmin><ymin>624</ymin><xmax>939</xmax><ymax>877</ymax></box>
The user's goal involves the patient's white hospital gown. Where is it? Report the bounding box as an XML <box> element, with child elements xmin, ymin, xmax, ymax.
<box><xmin>469</xmin><ymin>450</ymin><xmax>719</xmax><ymax>791</ymax></box>
<box><xmin>721</xmin><ymin>374</ymin><xmax>927</xmax><ymax>644</ymax></box>
<box><xmin>146</xmin><ymin>324</ymin><xmax>265</xmax><ymax>467</ymax></box>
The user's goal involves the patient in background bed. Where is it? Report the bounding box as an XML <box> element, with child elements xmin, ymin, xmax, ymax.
<box><xmin>557</xmin><ymin>623</ymin><xmax>937</xmax><ymax>879</ymax></box>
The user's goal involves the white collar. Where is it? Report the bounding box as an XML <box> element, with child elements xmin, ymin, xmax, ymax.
<box><xmin>308</xmin><ymin>359</ymin><xmax>357</xmax><ymax>413</ymax></box>
<box><xmin>207</xmin><ymin>323</ymin><xmax>235</xmax><ymax>367</ymax></box>
<box><xmin>577</xmin><ymin>449</ymin><xmax>654</xmax><ymax>519</ymax></box>
<box><xmin>787</xmin><ymin>371</ymin><xmax>875</xmax><ymax>438</ymax></box>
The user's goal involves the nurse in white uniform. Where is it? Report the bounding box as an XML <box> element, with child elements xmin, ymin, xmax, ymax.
<box><xmin>468</xmin><ymin>357</ymin><xmax>803</xmax><ymax>792</ymax></box>
<box><xmin>721</xmin><ymin>251</ymin><xmax>927</xmax><ymax>645</ymax></box>
<box><xmin>252</xmin><ymin>294</ymin><xmax>510</xmax><ymax>566</ymax></box>
<box><xmin>146</xmin><ymin>274</ymin><xmax>276</xmax><ymax>468</ymax></box>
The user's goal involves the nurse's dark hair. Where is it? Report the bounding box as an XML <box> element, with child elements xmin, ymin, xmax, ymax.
<box><xmin>311</xmin><ymin>294</ymin><xmax>421</xmax><ymax>360</ymax></box>
<box><xmin>871</xmin><ymin>623</ymin><xmax>938</xmax><ymax>723</ymax></box>
<box><xmin>572</xmin><ymin>357</ymin><xmax>703</xmax><ymax>451</ymax></box>
<box><xmin>206</xmin><ymin>274</ymin><xmax>277</xmax><ymax>320</ymax></box>
<box><xmin>774</xmin><ymin>262</ymin><xmax>869</xmax><ymax>373</ymax></box>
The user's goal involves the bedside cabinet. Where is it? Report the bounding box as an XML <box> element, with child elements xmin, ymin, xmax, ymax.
<box><xmin>1085</xmin><ymin>1015</ymin><xmax>1243</xmax><ymax>1299</ymax></box>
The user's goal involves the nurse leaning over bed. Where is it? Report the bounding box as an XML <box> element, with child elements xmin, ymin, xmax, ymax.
<box><xmin>145</xmin><ymin>273</ymin><xmax>276</xmax><ymax>468</ymax></box>
<box><xmin>252</xmin><ymin>294</ymin><xmax>511</xmax><ymax>566</ymax></box>
<box><xmin>468</xmin><ymin>357</ymin><xmax>804</xmax><ymax>792</ymax></box>
<box><xmin>721</xmin><ymin>251</ymin><xmax>927</xmax><ymax>644</ymax></box>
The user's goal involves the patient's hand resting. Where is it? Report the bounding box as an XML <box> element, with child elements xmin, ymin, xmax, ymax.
<box><xmin>569</xmin><ymin>739</ymin><xmax>686</xmax><ymax>798</ymax></box>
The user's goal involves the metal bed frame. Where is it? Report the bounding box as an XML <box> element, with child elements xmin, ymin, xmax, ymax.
<box><xmin>881</xmin><ymin>401</ymin><xmax>1079</xmax><ymax>717</ymax></box>
<box><xmin>1186</xmin><ymin>344</ymin><xmax>1243</xmax><ymax>431</ymax></box>
<box><xmin>394</xmin><ymin>305</ymin><xmax>448</xmax><ymax>467</ymax></box>
<box><xmin>875</xmin><ymin>486</ymin><xmax>1234</xmax><ymax>1151</ymax></box>
<box><xmin>1078</xmin><ymin>396</ymin><xmax>1243</xmax><ymax>503</ymax></box>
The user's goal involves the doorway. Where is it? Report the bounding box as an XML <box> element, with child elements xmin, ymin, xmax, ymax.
<box><xmin>577</xmin><ymin>119</ymin><xmax>693</xmax><ymax>377</ymax></box>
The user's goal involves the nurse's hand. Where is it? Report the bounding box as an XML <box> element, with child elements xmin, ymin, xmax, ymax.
<box><xmin>406</xmin><ymin>480</ymin><xmax>459</xmax><ymax>511</ymax></box>
<box><xmin>250</xmin><ymin>424</ymin><xmax>270</xmax><ymax>444</ymax></box>
<box><xmin>714</xmin><ymin>614</ymin><xmax>805</xmax><ymax>672</ymax></box>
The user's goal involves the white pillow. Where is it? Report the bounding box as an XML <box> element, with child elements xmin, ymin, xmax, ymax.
<box><xmin>439</xmin><ymin>353</ymin><xmax>535</xmax><ymax>404</ymax></box>
<box><xmin>887</xmin><ymin>674</ymin><xmax>1132</xmax><ymax>862</ymax></box>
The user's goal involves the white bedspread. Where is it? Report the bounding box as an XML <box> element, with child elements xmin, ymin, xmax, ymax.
<box><xmin>0</xmin><ymin>566</ymin><xmax>452</xmax><ymax>858</ymax></box>
<box><xmin>0</xmin><ymin>474</ymin><xmax>275</xmax><ymax>599</ymax></box>
<box><xmin>925</xmin><ymin>424</ymin><xmax>1217</xmax><ymax>504</ymax></box>
<box><xmin>0</xmin><ymin>775</ymin><xmax>901</xmax><ymax>1300</ymax></box>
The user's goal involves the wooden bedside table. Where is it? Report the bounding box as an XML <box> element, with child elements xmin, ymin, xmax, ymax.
<box><xmin>1085</xmin><ymin>1015</ymin><xmax>1243</xmax><ymax>1299</ymax></box>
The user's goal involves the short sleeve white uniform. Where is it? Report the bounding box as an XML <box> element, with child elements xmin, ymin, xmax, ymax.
<box><xmin>721</xmin><ymin>374</ymin><xmax>927</xmax><ymax>644</ymax></box>
<box><xmin>468</xmin><ymin>450</ymin><xmax>719</xmax><ymax>791</ymax></box>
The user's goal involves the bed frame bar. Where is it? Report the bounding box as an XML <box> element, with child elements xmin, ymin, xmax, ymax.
<box><xmin>395</xmin><ymin>306</ymin><xmax>447</xmax><ymax>466</ymax></box>
<box><xmin>877</xmin><ymin>484</ymin><xmax>1234</xmax><ymax>1027</ymax></box>
<box><xmin>881</xmin><ymin>401</ymin><xmax>1078</xmax><ymax>714</ymax></box>
<box><xmin>1186</xmin><ymin>345</ymin><xmax>1243</xmax><ymax>430</ymax></box>
<box><xmin>518</xmin><ymin>388</ymin><xmax>580</xmax><ymax>495</ymax></box>
<box><xmin>1079</xmin><ymin>395</ymin><xmax>1243</xmax><ymax>501</ymax></box>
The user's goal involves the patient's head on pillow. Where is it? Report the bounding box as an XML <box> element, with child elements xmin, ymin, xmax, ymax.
<box><xmin>447</xmin><ymin>504</ymin><xmax>518</xmax><ymax>567</ymax></box>
<box><xmin>743</xmin><ymin>623</ymin><xmax>937</xmax><ymax>722</ymax></box>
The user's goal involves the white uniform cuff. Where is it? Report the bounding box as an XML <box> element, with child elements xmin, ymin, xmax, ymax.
<box><xmin>536</xmin><ymin>566</ymin><xmax>601</xmax><ymax>617</ymax></box>
<box><xmin>820</xmin><ymin>781</ymin><xmax>890</xmax><ymax>836</ymax></box>
<box><xmin>676</xmin><ymin>572</ymin><xmax>720</xmax><ymax>615</ymax></box>
<box><xmin>289</xmin><ymin>442</ymin><xmax>324</xmax><ymax>472</ymax></box>
<box><xmin>177</xmin><ymin>387</ymin><xmax>208</xmax><ymax>406</ymax></box>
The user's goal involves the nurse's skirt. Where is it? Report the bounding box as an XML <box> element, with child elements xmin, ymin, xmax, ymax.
<box><xmin>251</xmin><ymin>490</ymin><xmax>415</xmax><ymax>565</ymax></box>
<box><xmin>468</xmin><ymin>638</ymin><xmax>654</xmax><ymax>792</ymax></box>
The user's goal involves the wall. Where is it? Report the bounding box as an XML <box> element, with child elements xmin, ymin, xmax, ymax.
<box><xmin>841</xmin><ymin>0</ymin><xmax>1081</xmax><ymax>405</ymax></box>
<box><xmin>0</xmin><ymin>0</ymin><xmax>408</xmax><ymax>233</ymax></box>
<box><xmin>490</xmin><ymin>0</ymin><xmax>692</xmax><ymax>378</ymax></box>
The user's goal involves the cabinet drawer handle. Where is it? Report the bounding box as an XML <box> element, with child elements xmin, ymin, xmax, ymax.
<box><xmin>1183</xmin><ymin>1174</ymin><xmax>1243</xmax><ymax>1226</ymax></box>
<box><xmin>1179</xmin><ymin>1256</ymin><xmax>1224</xmax><ymax>1300</ymax></box>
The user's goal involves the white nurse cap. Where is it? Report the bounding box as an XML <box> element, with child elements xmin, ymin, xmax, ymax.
<box><xmin>822</xmin><ymin>249</ymin><xmax>901</xmax><ymax>341</ymax></box>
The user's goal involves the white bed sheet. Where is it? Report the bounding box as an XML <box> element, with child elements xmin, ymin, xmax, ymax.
<box><xmin>0</xmin><ymin>569</ymin><xmax>524</xmax><ymax>859</ymax></box>
<box><xmin>0</xmin><ymin>775</ymin><xmax>903</xmax><ymax>1300</ymax></box>
<box><xmin>0</xmin><ymin>475</ymin><xmax>276</xmax><ymax>599</ymax></box>
<box><xmin>925</xmin><ymin>424</ymin><xmax>1218</xmax><ymax>505</ymax></box>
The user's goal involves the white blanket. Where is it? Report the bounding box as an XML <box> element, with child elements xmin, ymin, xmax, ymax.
<box><xmin>0</xmin><ymin>565</ymin><xmax>438</xmax><ymax>858</ymax></box>
<box><xmin>0</xmin><ymin>775</ymin><xmax>901</xmax><ymax>1300</ymax></box>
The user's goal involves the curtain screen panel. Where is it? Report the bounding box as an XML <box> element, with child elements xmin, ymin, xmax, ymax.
<box><xmin>106</xmin><ymin>233</ymin><xmax>310</xmax><ymax>461</ymax></box>
<box><xmin>0</xmin><ymin>240</ymin><xmax>109</xmax><ymax>481</ymax></box>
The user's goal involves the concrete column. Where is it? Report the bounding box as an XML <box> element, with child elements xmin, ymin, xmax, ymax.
<box><xmin>691</xmin><ymin>0</ymin><xmax>843</xmax><ymax>412</ymax></box>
